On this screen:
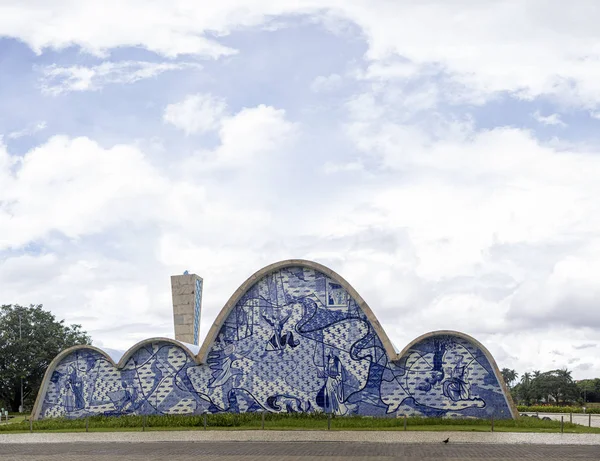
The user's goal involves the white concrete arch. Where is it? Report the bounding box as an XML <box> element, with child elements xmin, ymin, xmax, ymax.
<box><xmin>396</xmin><ymin>330</ymin><xmax>519</xmax><ymax>419</ymax></box>
<box><xmin>31</xmin><ymin>337</ymin><xmax>199</xmax><ymax>420</ymax></box>
<box><xmin>195</xmin><ymin>259</ymin><xmax>398</xmax><ymax>365</ymax></box>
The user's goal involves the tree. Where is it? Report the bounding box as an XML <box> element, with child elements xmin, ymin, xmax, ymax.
<box><xmin>577</xmin><ymin>379</ymin><xmax>600</xmax><ymax>403</ymax></box>
<box><xmin>529</xmin><ymin>370</ymin><xmax>545</xmax><ymax>404</ymax></box>
<box><xmin>501</xmin><ymin>368</ymin><xmax>519</xmax><ymax>388</ymax></box>
<box><xmin>0</xmin><ymin>304</ymin><xmax>91</xmax><ymax>412</ymax></box>
<box><xmin>514</xmin><ymin>372</ymin><xmax>534</xmax><ymax>405</ymax></box>
<box><xmin>535</xmin><ymin>369</ymin><xmax>579</xmax><ymax>405</ymax></box>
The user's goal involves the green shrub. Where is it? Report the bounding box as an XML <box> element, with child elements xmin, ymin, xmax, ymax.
<box><xmin>517</xmin><ymin>405</ymin><xmax>600</xmax><ymax>414</ymax></box>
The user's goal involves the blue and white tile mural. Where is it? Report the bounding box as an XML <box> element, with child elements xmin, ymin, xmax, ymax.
<box><xmin>193</xmin><ymin>278</ymin><xmax>203</xmax><ymax>345</ymax></box>
<box><xmin>37</xmin><ymin>266</ymin><xmax>515</xmax><ymax>419</ymax></box>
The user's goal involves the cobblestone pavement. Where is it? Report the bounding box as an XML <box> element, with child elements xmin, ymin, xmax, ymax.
<box><xmin>3</xmin><ymin>430</ymin><xmax>600</xmax><ymax>445</ymax></box>
<box><xmin>1</xmin><ymin>441</ymin><xmax>600</xmax><ymax>460</ymax></box>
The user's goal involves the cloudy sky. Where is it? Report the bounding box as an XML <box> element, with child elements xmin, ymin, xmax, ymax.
<box><xmin>2</xmin><ymin>1</ymin><xmax>600</xmax><ymax>379</ymax></box>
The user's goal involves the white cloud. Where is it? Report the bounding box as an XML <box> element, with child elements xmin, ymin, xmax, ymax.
<box><xmin>163</xmin><ymin>95</ymin><xmax>297</xmax><ymax>164</ymax></box>
<box><xmin>337</xmin><ymin>1</ymin><xmax>600</xmax><ymax>107</ymax></box>
<box><xmin>0</xmin><ymin>102</ymin><xmax>294</xmax><ymax>251</ymax></box>
<box><xmin>214</xmin><ymin>105</ymin><xmax>297</xmax><ymax>164</ymax></box>
<box><xmin>0</xmin><ymin>124</ymin><xmax>286</xmax><ymax>348</ymax></box>
<box><xmin>359</xmin><ymin>60</ymin><xmax>421</xmax><ymax>81</ymax></box>
<box><xmin>324</xmin><ymin>86</ymin><xmax>600</xmax><ymax>372</ymax></box>
<box><xmin>5</xmin><ymin>1</ymin><xmax>600</xmax><ymax>378</ymax></box>
<box><xmin>323</xmin><ymin>160</ymin><xmax>363</xmax><ymax>174</ymax></box>
<box><xmin>4</xmin><ymin>110</ymin><xmax>600</xmax><ymax>374</ymax></box>
<box><xmin>508</xmin><ymin>245</ymin><xmax>600</xmax><ymax>329</ymax></box>
<box><xmin>310</xmin><ymin>73</ymin><xmax>342</xmax><ymax>92</ymax></box>
<box><xmin>163</xmin><ymin>93</ymin><xmax>228</xmax><ymax>135</ymax></box>
<box><xmin>191</xmin><ymin>104</ymin><xmax>298</xmax><ymax>169</ymax></box>
<box><xmin>3</xmin><ymin>2</ymin><xmax>600</xmax><ymax>106</ymax></box>
<box><xmin>0</xmin><ymin>1</ymin><xmax>239</xmax><ymax>58</ymax></box>
<box><xmin>39</xmin><ymin>61</ymin><xmax>202</xmax><ymax>95</ymax></box>
<box><xmin>0</xmin><ymin>135</ymin><xmax>167</xmax><ymax>248</ymax></box>
<box><xmin>533</xmin><ymin>111</ymin><xmax>567</xmax><ymax>127</ymax></box>
<box><xmin>344</xmin><ymin>120</ymin><xmax>600</xmax><ymax>268</ymax></box>
<box><xmin>6</xmin><ymin>121</ymin><xmax>47</xmax><ymax>140</ymax></box>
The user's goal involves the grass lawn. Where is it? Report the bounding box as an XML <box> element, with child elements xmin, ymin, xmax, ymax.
<box><xmin>1</xmin><ymin>413</ymin><xmax>600</xmax><ymax>434</ymax></box>
<box><xmin>0</xmin><ymin>414</ymin><xmax>27</xmax><ymax>426</ymax></box>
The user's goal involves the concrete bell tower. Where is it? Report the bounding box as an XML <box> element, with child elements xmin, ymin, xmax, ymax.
<box><xmin>170</xmin><ymin>271</ymin><xmax>203</xmax><ymax>345</ymax></box>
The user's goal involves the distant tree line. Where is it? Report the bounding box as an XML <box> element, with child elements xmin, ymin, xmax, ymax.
<box><xmin>501</xmin><ymin>368</ymin><xmax>600</xmax><ymax>406</ymax></box>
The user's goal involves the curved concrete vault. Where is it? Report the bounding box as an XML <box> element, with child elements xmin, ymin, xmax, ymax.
<box><xmin>32</xmin><ymin>260</ymin><xmax>518</xmax><ymax>420</ymax></box>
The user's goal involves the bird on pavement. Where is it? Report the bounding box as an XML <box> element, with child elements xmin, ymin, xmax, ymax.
<box><xmin>443</xmin><ymin>438</ymin><xmax>449</xmax><ymax>444</ymax></box>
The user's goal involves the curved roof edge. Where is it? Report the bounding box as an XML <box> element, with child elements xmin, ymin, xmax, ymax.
<box><xmin>30</xmin><ymin>337</ymin><xmax>200</xmax><ymax>421</ymax></box>
<box><xmin>397</xmin><ymin>329</ymin><xmax>519</xmax><ymax>419</ymax></box>
<box><xmin>196</xmin><ymin>259</ymin><xmax>399</xmax><ymax>364</ymax></box>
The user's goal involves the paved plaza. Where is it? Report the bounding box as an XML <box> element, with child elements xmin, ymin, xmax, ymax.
<box><xmin>1</xmin><ymin>440</ymin><xmax>600</xmax><ymax>460</ymax></box>
<box><xmin>3</xmin><ymin>429</ymin><xmax>600</xmax><ymax>445</ymax></box>
<box><xmin>1</xmin><ymin>431</ymin><xmax>600</xmax><ymax>460</ymax></box>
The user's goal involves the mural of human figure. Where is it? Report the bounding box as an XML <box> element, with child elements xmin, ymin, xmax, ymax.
<box><xmin>416</xmin><ymin>338</ymin><xmax>446</xmax><ymax>392</ymax></box>
<box><xmin>406</xmin><ymin>338</ymin><xmax>484</xmax><ymax>413</ymax></box>
<box><xmin>443</xmin><ymin>354</ymin><xmax>471</xmax><ymax>401</ymax></box>
<box><xmin>207</xmin><ymin>333</ymin><xmax>257</xmax><ymax>394</ymax></box>
<box><xmin>209</xmin><ymin>339</ymin><xmax>237</xmax><ymax>387</ymax></box>
<box><xmin>125</xmin><ymin>382</ymin><xmax>139</xmax><ymax>410</ymax></box>
<box><xmin>262</xmin><ymin>310</ymin><xmax>299</xmax><ymax>351</ymax></box>
<box><xmin>327</xmin><ymin>283</ymin><xmax>346</xmax><ymax>306</ymax></box>
<box><xmin>110</xmin><ymin>381</ymin><xmax>139</xmax><ymax>412</ymax></box>
<box><xmin>316</xmin><ymin>349</ymin><xmax>355</xmax><ymax>415</ymax></box>
<box><xmin>64</xmin><ymin>365</ymin><xmax>84</xmax><ymax>412</ymax></box>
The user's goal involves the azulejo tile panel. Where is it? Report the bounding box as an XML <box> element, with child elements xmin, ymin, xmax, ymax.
<box><xmin>193</xmin><ymin>278</ymin><xmax>203</xmax><ymax>345</ymax></box>
<box><xmin>38</xmin><ymin>266</ymin><xmax>513</xmax><ymax>419</ymax></box>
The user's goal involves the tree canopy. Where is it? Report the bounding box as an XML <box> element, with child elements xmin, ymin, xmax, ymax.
<box><xmin>501</xmin><ymin>368</ymin><xmax>519</xmax><ymax>388</ymax></box>
<box><xmin>0</xmin><ymin>304</ymin><xmax>91</xmax><ymax>412</ymax></box>
<box><xmin>512</xmin><ymin>368</ymin><xmax>581</xmax><ymax>405</ymax></box>
<box><xmin>577</xmin><ymin>378</ymin><xmax>600</xmax><ymax>403</ymax></box>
